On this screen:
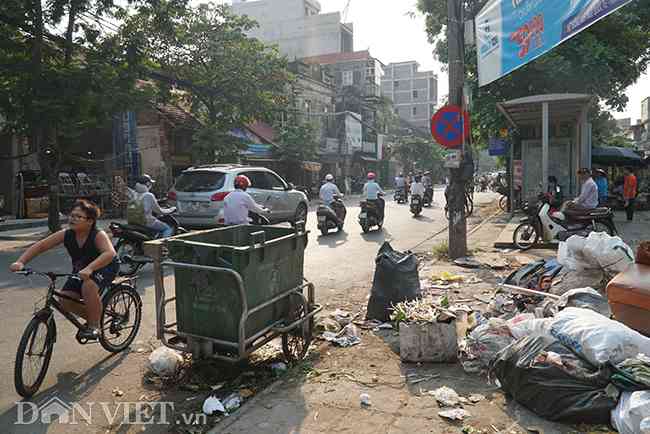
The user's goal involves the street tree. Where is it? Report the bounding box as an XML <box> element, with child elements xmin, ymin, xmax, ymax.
<box><xmin>0</xmin><ymin>0</ymin><xmax>153</xmax><ymax>231</ymax></box>
<box><xmin>126</xmin><ymin>2</ymin><xmax>291</xmax><ymax>164</ymax></box>
<box><xmin>416</xmin><ymin>0</ymin><xmax>650</xmax><ymax>145</ymax></box>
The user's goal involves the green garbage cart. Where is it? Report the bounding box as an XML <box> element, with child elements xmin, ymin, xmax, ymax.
<box><xmin>144</xmin><ymin>223</ymin><xmax>321</xmax><ymax>362</ymax></box>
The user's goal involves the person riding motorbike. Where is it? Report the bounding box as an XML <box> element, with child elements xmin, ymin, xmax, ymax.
<box><xmin>363</xmin><ymin>172</ymin><xmax>385</xmax><ymax>221</ymax></box>
<box><xmin>410</xmin><ymin>175</ymin><xmax>425</xmax><ymax>198</ymax></box>
<box><xmin>129</xmin><ymin>174</ymin><xmax>175</xmax><ymax>237</ymax></box>
<box><xmin>394</xmin><ymin>173</ymin><xmax>407</xmax><ymax>200</ymax></box>
<box><xmin>422</xmin><ymin>171</ymin><xmax>434</xmax><ymax>203</ymax></box>
<box><xmin>319</xmin><ymin>174</ymin><xmax>343</xmax><ymax>206</ymax></box>
<box><xmin>223</xmin><ymin>175</ymin><xmax>268</xmax><ymax>225</ymax></box>
<box><xmin>10</xmin><ymin>199</ymin><xmax>118</xmax><ymax>341</ymax></box>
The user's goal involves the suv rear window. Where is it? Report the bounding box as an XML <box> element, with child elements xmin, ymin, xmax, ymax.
<box><xmin>174</xmin><ymin>171</ymin><xmax>226</xmax><ymax>192</ymax></box>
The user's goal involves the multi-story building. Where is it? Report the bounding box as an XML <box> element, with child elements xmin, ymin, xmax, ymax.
<box><xmin>636</xmin><ymin>97</ymin><xmax>650</xmax><ymax>152</ymax></box>
<box><xmin>381</xmin><ymin>61</ymin><xmax>438</xmax><ymax>131</ymax></box>
<box><xmin>231</xmin><ymin>0</ymin><xmax>354</xmax><ymax>60</ymax></box>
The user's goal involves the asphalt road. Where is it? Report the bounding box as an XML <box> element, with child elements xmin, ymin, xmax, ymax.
<box><xmin>0</xmin><ymin>187</ymin><xmax>495</xmax><ymax>432</ymax></box>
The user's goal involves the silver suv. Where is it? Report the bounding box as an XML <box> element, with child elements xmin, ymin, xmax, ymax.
<box><xmin>167</xmin><ymin>164</ymin><xmax>309</xmax><ymax>228</ymax></box>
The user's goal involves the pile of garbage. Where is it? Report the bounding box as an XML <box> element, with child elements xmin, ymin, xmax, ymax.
<box><xmin>454</xmin><ymin>234</ymin><xmax>650</xmax><ymax>430</ymax></box>
<box><xmin>390</xmin><ymin>296</ymin><xmax>457</xmax><ymax>324</ymax></box>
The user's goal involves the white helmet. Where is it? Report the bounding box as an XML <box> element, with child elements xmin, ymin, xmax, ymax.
<box><xmin>325</xmin><ymin>174</ymin><xmax>334</xmax><ymax>181</ymax></box>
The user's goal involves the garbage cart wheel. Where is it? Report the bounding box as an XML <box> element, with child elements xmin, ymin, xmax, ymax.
<box><xmin>282</xmin><ymin>293</ymin><xmax>312</xmax><ymax>363</ymax></box>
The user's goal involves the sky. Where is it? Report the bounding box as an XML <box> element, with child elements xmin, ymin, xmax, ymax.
<box><xmin>205</xmin><ymin>0</ymin><xmax>649</xmax><ymax>121</ymax></box>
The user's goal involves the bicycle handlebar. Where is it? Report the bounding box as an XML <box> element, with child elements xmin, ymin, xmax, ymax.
<box><xmin>14</xmin><ymin>268</ymin><xmax>80</xmax><ymax>281</ymax></box>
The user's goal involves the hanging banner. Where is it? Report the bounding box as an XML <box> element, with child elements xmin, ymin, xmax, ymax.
<box><xmin>476</xmin><ymin>0</ymin><xmax>634</xmax><ymax>87</ymax></box>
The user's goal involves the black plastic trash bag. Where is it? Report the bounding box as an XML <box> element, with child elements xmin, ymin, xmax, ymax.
<box><xmin>490</xmin><ymin>334</ymin><xmax>617</xmax><ymax>424</ymax></box>
<box><xmin>366</xmin><ymin>242</ymin><xmax>420</xmax><ymax>322</ymax></box>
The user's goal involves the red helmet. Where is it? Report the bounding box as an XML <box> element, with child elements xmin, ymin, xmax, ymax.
<box><xmin>367</xmin><ymin>172</ymin><xmax>376</xmax><ymax>180</ymax></box>
<box><xmin>234</xmin><ymin>175</ymin><xmax>251</xmax><ymax>190</ymax></box>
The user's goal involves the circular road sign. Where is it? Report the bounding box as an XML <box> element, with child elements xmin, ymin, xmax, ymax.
<box><xmin>431</xmin><ymin>105</ymin><xmax>470</xmax><ymax>149</ymax></box>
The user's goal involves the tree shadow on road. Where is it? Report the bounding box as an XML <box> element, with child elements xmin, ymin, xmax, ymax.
<box><xmin>1</xmin><ymin>351</ymin><xmax>130</xmax><ymax>433</ymax></box>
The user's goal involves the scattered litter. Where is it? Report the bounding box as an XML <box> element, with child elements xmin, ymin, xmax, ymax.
<box><xmin>408</xmin><ymin>374</ymin><xmax>440</xmax><ymax>384</ymax></box>
<box><xmin>391</xmin><ymin>296</ymin><xmax>456</xmax><ymax>324</ymax></box>
<box><xmin>270</xmin><ymin>362</ymin><xmax>288</xmax><ymax>375</ymax></box>
<box><xmin>454</xmin><ymin>257</ymin><xmax>482</xmax><ymax>269</ymax></box>
<box><xmin>375</xmin><ymin>323</ymin><xmax>393</xmax><ymax>330</ymax></box>
<box><xmin>432</xmin><ymin>271</ymin><xmax>465</xmax><ymax>283</ymax></box>
<box><xmin>112</xmin><ymin>388</ymin><xmax>124</xmax><ymax>397</ymax></box>
<box><xmin>488</xmin><ymin>294</ymin><xmax>517</xmax><ymax>316</ymax></box>
<box><xmin>322</xmin><ymin>323</ymin><xmax>361</xmax><ymax>347</ymax></box>
<box><xmin>360</xmin><ymin>393</ymin><xmax>371</xmax><ymax>407</ymax></box>
<box><xmin>202</xmin><ymin>396</ymin><xmax>225</xmax><ymax>415</ymax></box>
<box><xmin>554</xmin><ymin>287</ymin><xmax>611</xmax><ymax>317</ymax></box>
<box><xmin>239</xmin><ymin>388</ymin><xmax>255</xmax><ymax>398</ymax></box>
<box><xmin>438</xmin><ymin>408</ymin><xmax>471</xmax><ymax>420</ymax></box>
<box><xmin>431</xmin><ymin>386</ymin><xmax>460</xmax><ymax>407</ymax></box>
<box><xmin>468</xmin><ymin>394</ymin><xmax>485</xmax><ymax>403</ymax></box>
<box><xmin>223</xmin><ymin>393</ymin><xmax>242</xmax><ymax>412</ymax></box>
<box><xmin>148</xmin><ymin>347</ymin><xmax>184</xmax><ymax>377</ymax></box>
<box><xmin>315</xmin><ymin>316</ymin><xmax>342</xmax><ymax>334</ymax></box>
<box><xmin>333</xmin><ymin>309</ymin><xmax>352</xmax><ymax>326</ymax></box>
<box><xmin>466</xmin><ymin>319</ymin><xmax>515</xmax><ymax>369</ymax></box>
<box><xmin>612</xmin><ymin>354</ymin><xmax>650</xmax><ymax>390</ymax></box>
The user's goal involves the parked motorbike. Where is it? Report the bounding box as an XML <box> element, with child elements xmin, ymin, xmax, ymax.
<box><xmin>513</xmin><ymin>193</ymin><xmax>617</xmax><ymax>250</ymax></box>
<box><xmin>410</xmin><ymin>194</ymin><xmax>423</xmax><ymax>217</ymax></box>
<box><xmin>359</xmin><ymin>195</ymin><xmax>384</xmax><ymax>233</ymax></box>
<box><xmin>110</xmin><ymin>210</ymin><xmax>187</xmax><ymax>276</ymax></box>
<box><xmin>317</xmin><ymin>195</ymin><xmax>347</xmax><ymax>236</ymax></box>
<box><xmin>394</xmin><ymin>188</ymin><xmax>406</xmax><ymax>204</ymax></box>
<box><xmin>423</xmin><ymin>187</ymin><xmax>433</xmax><ymax>207</ymax></box>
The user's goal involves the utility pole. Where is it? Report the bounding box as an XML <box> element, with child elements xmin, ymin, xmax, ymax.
<box><xmin>447</xmin><ymin>0</ymin><xmax>469</xmax><ymax>259</ymax></box>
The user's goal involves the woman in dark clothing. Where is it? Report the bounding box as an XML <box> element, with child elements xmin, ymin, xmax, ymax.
<box><xmin>10</xmin><ymin>199</ymin><xmax>117</xmax><ymax>341</ymax></box>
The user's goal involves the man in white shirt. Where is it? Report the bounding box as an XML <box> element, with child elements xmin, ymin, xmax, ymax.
<box><xmin>410</xmin><ymin>175</ymin><xmax>425</xmax><ymax>197</ymax></box>
<box><xmin>363</xmin><ymin>172</ymin><xmax>385</xmax><ymax>221</ymax></box>
<box><xmin>563</xmin><ymin>168</ymin><xmax>599</xmax><ymax>217</ymax></box>
<box><xmin>223</xmin><ymin>175</ymin><xmax>268</xmax><ymax>225</ymax></box>
<box><xmin>319</xmin><ymin>174</ymin><xmax>342</xmax><ymax>206</ymax></box>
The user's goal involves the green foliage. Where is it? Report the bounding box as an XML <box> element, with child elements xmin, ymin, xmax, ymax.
<box><xmin>416</xmin><ymin>0</ymin><xmax>650</xmax><ymax>145</ymax></box>
<box><xmin>126</xmin><ymin>2</ymin><xmax>291</xmax><ymax>163</ymax></box>
<box><xmin>392</xmin><ymin>135</ymin><xmax>446</xmax><ymax>175</ymax></box>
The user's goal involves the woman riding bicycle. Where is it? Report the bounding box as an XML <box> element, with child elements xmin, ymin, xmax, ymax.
<box><xmin>10</xmin><ymin>199</ymin><xmax>117</xmax><ymax>341</ymax></box>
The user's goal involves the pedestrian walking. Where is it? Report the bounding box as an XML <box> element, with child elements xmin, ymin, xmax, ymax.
<box><xmin>623</xmin><ymin>167</ymin><xmax>638</xmax><ymax>221</ymax></box>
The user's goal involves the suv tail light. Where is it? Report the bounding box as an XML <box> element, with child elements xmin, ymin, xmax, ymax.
<box><xmin>167</xmin><ymin>191</ymin><xmax>177</xmax><ymax>201</ymax></box>
<box><xmin>211</xmin><ymin>192</ymin><xmax>230</xmax><ymax>202</ymax></box>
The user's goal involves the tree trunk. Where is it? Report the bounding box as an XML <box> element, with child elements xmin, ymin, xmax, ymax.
<box><xmin>64</xmin><ymin>0</ymin><xmax>79</xmax><ymax>65</ymax></box>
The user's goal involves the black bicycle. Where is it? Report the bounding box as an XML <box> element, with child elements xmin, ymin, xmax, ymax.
<box><xmin>13</xmin><ymin>269</ymin><xmax>142</xmax><ymax>398</ymax></box>
<box><xmin>444</xmin><ymin>184</ymin><xmax>474</xmax><ymax>220</ymax></box>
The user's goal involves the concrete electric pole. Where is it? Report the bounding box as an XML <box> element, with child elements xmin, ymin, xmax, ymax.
<box><xmin>447</xmin><ymin>0</ymin><xmax>469</xmax><ymax>259</ymax></box>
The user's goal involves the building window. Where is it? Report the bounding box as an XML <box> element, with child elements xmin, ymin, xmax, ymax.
<box><xmin>413</xmin><ymin>90</ymin><xmax>418</xmax><ymax>99</ymax></box>
<box><xmin>412</xmin><ymin>107</ymin><xmax>417</xmax><ymax>116</ymax></box>
<box><xmin>394</xmin><ymin>81</ymin><xmax>399</xmax><ymax>88</ymax></box>
<box><xmin>342</xmin><ymin>71</ymin><xmax>353</xmax><ymax>86</ymax></box>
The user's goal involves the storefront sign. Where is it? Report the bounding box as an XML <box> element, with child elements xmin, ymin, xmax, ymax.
<box><xmin>489</xmin><ymin>137</ymin><xmax>509</xmax><ymax>156</ymax></box>
<box><xmin>476</xmin><ymin>0</ymin><xmax>634</xmax><ymax>86</ymax></box>
<box><xmin>444</xmin><ymin>150</ymin><xmax>462</xmax><ymax>169</ymax></box>
<box><xmin>345</xmin><ymin>113</ymin><xmax>363</xmax><ymax>154</ymax></box>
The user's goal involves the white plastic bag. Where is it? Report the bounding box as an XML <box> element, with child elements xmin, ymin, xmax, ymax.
<box><xmin>558</xmin><ymin>235</ymin><xmax>590</xmax><ymax>270</ymax></box>
<box><xmin>555</xmin><ymin>287</ymin><xmax>611</xmax><ymax>317</ymax></box>
<box><xmin>611</xmin><ymin>391</ymin><xmax>650</xmax><ymax>434</ymax></box>
<box><xmin>467</xmin><ymin>318</ymin><xmax>514</xmax><ymax>368</ymax></box>
<box><xmin>148</xmin><ymin>347</ymin><xmax>184</xmax><ymax>377</ymax></box>
<box><xmin>507</xmin><ymin>315</ymin><xmax>552</xmax><ymax>340</ymax></box>
<box><xmin>550</xmin><ymin>308</ymin><xmax>650</xmax><ymax>366</ymax></box>
<box><xmin>583</xmin><ymin>232</ymin><xmax>634</xmax><ymax>274</ymax></box>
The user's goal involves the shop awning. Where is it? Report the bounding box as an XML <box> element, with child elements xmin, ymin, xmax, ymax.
<box><xmin>592</xmin><ymin>146</ymin><xmax>646</xmax><ymax>167</ymax></box>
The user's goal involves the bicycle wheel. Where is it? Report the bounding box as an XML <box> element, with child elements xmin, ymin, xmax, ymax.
<box><xmin>15</xmin><ymin>314</ymin><xmax>55</xmax><ymax>398</ymax></box>
<box><xmin>282</xmin><ymin>293</ymin><xmax>312</xmax><ymax>363</ymax></box>
<box><xmin>465</xmin><ymin>195</ymin><xmax>474</xmax><ymax>216</ymax></box>
<box><xmin>100</xmin><ymin>284</ymin><xmax>142</xmax><ymax>353</ymax></box>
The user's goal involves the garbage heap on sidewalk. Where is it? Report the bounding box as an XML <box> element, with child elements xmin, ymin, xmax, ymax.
<box><xmin>358</xmin><ymin>237</ymin><xmax>650</xmax><ymax>432</ymax></box>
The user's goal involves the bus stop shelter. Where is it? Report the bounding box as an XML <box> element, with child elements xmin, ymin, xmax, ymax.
<box><xmin>497</xmin><ymin>94</ymin><xmax>595</xmax><ymax>200</ymax></box>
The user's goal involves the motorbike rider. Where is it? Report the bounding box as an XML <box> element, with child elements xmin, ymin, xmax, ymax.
<box><xmin>10</xmin><ymin>199</ymin><xmax>118</xmax><ymax>341</ymax></box>
<box><xmin>319</xmin><ymin>174</ymin><xmax>343</xmax><ymax>206</ymax></box>
<box><xmin>394</xmin><ymin>173</ymin><xmax>407</xmax><ymax>199</ymax></box>
<box><xmin>130</xmin><ymin>174</ymin><xmax>175</xmax><ymax>237</ymax></box>
<box><xmin>422</xmin><ymin>171</ymin><xmax>433</xmax><ymax>201</ymax></box>
<box><xmin>410</xmin><ymin>174</ymin><xmax>425</xmax><ymax>199</ymax></box>
<box><xmin>562</xmin><ymin>168</ymin><xmax>598</xmax><ymax>217</ymax></box>
<box><xmin>223</xmin><ymin>175</ymin><xmax>268</xmax><ymax>225</ymax></box>
<box><xmin>363</xmin><ymin>172</ymin><xmax>385</xmax><ymax>221</ymax></box>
